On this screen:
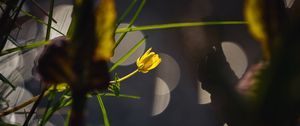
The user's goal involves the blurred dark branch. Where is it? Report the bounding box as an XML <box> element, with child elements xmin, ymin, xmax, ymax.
<box><xmin>258</xmin><ymin>0</ymin><xmax>300</xmax><ymax>126</ymax></box>
<box><xmin>198</xmin><ymin>0</ymin><xmax>300</xmax><ymax>126</ymax></box>
<box><xmin>0</xmin><ymin>0</ymin><xmax>19</xmax><ymax>51</ymax></box>
<box><xmin>23</xmin><ymin>89</ymin><xmax>46</xmax><ymax>126</ymax></box>
<box><xmin>69</xmin><ymin>1</ymin><xmax>97</xmax><ymax>125</ymax></box>
<box><xmin>198</xmin><ymin>41</ymin><xmax>251</xmax><ymax>126</ymax></box>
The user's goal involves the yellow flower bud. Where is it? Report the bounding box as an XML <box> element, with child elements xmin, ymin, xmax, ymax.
<box><xmin>48</xmin><ymin>83</ymin><xmax>69</xmax><ymax>92</ymax></box>
<box><xmin>136</xmin><ymin>48</ymin><xmax>161</xmax><ymax>73</ymax></box>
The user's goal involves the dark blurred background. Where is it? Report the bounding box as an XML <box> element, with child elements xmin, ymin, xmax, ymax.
<box><xmin>1</xmin><ymin>0</ymin><xmax>297</xmax><ymax>125</ymax></box>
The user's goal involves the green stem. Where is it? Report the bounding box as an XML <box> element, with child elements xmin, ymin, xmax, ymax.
<box><xmin>128</xmin><ymin>0</ymin><xmax>146</xmax><ymax>26</ymax></box>
<box><xmin>110</xmin><ymin>69</ymin><xmax>139</xmax><ymax>83</ymax></box>
<box><xmin>113</xmin><ymin>0</ymin><xmax>146</xmax><ymax>50</ymax></box>
<box><xmin>116</xmin><ymin>0</ymin><xmax>138</xmax><ymax>26</ymax></box>
<box><xmin>45</xmin><ymin>0</ymin><xmax>55</xmax><ymax>40</ymax></box>
<box><xmin>109</xmin><ymin>37</ymin><xmax>146</xmax><ymax>72</ymax></box>
<box><xmin>64</xmin><ymin>110</ymin><xmax>71</xmax><ymax>126</ymax></box>
<box><xmin>97</xmin><ymin>95</ymin><xmax>110</xmax><ymax>126</ymax></box>
<box><xmin>39</xmin><ymin>91</ymin><xmax>56</xmax><ymax>126</ymax></box>
<box><xmin>115</xmin><ymin>21</ymin><xmax>247</xmax><ymax>33</ymax></box>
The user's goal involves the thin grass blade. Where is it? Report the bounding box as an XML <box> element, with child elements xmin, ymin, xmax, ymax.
<box><xmin>0</xmin><ymin>73</ymin><xmax>15</xmax><ymax>90</ymax></box>
<box><xmin>110</xmin><ymin>37</ymin><xmax>146</xmax><ymax>72</ymax></box>
<box><xmin>97</xmin><ymin>95</ymin><xmax>110</xmax><ymax>126</ymax></box>
<box><xmin>115</xmin><ymin>21</ymin><xmax>247</xmax><ymax>33</ymax></box>
<box><xmin>116</xmin><ymin>0</ymin><xmax>137</xmax><ymax>26</ymax></box>
<box><xmin>20</xmin><ymin>10</ymin><xmax>65</xmax><ymax>36</ymax></box>
<box><xmin>0</xmin><ymin>40</ymin><xmax>48</xmax><ymax>57</ymax></box>
<box><xmin>114</xmin><ymin>0</ymin><xmax>146</xmax><ymax>50</ymax></box>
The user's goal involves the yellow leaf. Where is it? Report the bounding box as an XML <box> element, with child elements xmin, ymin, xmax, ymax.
<box><xmin>94</xmin><ymin>0</ymin><xmax>116</xmax><ymax>61</ymax></box>
<box><xmin>245</xmin><ymin>0</ymin><xmax>270</xmax><ymax>60</ymax></box>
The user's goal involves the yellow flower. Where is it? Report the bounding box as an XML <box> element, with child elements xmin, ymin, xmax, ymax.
<box><xmin>136</xmin><ymin>48</ymin><xmax>161</xmax><ymax>73</ymax></box>
<box><xmin>48</xmin><ymin>83</ymin><xmax>69</xmax><ymax>92</ymax></box>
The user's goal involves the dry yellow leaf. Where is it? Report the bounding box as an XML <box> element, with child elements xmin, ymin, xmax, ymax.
<box><xmin>94</xmin><ymin>0</ymin><xmax>116</xmax><ymax>61</ymax></box>
<box><xmin>245</xmin><ymin>0</ymin><xmax>270</xmax><ymax>61</ymax></box>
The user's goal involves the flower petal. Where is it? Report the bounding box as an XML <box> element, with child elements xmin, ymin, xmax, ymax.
<box><xmin>136</xmin><ymin>48</ymin><xmax>161</xmax><ymax>73</ymax></box>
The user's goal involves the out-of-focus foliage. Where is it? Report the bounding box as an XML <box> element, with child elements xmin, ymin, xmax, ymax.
<box><xmin>245</xmin><ymin>0</ymin><xmax>270</xmax><ymax>61</ymax></box>
<box><xmin>0</xmin><ymin>0</ymin><xmax>247</xmax><ymax>125</ymax></box>
<box><xmin>94</xmin><ymin>0</ymin><xmax>116</xmax><ymax>61</ymax></box>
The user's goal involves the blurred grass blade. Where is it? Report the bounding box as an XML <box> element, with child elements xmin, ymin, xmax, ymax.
<box><xmin>39</xmin><ymin>91</ymin><xmax>71</xmax><ymax>125</ymax></box>
<box><xmin>116</xmin><ymin>0</ymin><xmax>137</xmax><ymax>26</ymax></box>
<box><xmin>109</xmin><ymin>37</ymin><xmax>147</xmax><ymax>72</ymax></box>
<box><xmin>45</xmin><ymin>0</ymin><xmax>55</xmax><ymax>40</ymax></box>
<box><xmin>0</xmin><ymin>40</ymin><xmax>48</xmax><ymax>57</ymax></box>
<box><xmin>97</xmin><ymin>95</ymin><xmax>110</xmax><ymax>126</ymax></box>
<box><xmin>114</xmin><ymin>0</ymin><xmax>146</xmax><ymax>50</ymax></box>
<box><xmin>39</xmin><ymin>91</ymin><xmax>56</xmax><ymax>126</ymax></box>
<box><xmin>0</xmin><ymin>73</ymin><xmax>15</xmax><ymax>90</ymax></box>
<box><xmin>29</xmin><ymin>0</ymin><xmax>58</xmax><ymax>23</ymax></box>
<box><xmin>21</xmin><ymin>10</ymin><xmax>65</xmax><ymax>36</ymax></box>
<box><xmin>8</xmin><ymin>35</ymin><xmax>21</xmax><ymax>47</ymax></box>
<box><xmin>64</xmin><ymin>110</ymin><xmax>71</xmax><ymax>126</ymax></box>
<box><xmin>66</xmin><ymin>18</ymin><xmax>75</xmax><ymax>37</ymax></box>
<box><xmin>115</xmin><ymin>21</ymin><xmax>247</xmax><ymax>33</ymax></box>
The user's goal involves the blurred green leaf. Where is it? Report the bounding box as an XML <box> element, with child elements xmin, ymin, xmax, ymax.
<box><xmin>39</xmin><ymin>90</ymin><xmax>71</xmax><ymax>126</ymax></box>
<box><xmin>40</xmin><ymin>90</ymin><xmax>56</xmax><ymax>126</ymax></box>
<box><xmin>0</xmin><ymin>40</ymin><xmax>48</xmax><ymax>57</ymax></box>
<box><xmin>64</xmin><ymin>110</ymin><xmax>71</xmax><ymax>126</ymax></box>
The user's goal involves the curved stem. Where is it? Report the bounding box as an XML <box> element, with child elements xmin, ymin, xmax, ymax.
<box><xmin>110</xmin><ymin>69</ymin><xmax>139</xmax><ymax>83</ymax></box>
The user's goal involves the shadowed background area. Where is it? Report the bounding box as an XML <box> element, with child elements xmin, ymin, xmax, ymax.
<box><xmin>2</xmin><ymin>0</ymin><xmax>298</xmax><ymax>125</ymax></box>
